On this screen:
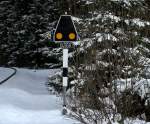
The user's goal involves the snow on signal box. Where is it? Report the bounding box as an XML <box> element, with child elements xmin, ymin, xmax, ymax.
<box><xmin>54</xmin><ymin>15</ymin><xmax>79</xmax><ymax>42</ymax></box>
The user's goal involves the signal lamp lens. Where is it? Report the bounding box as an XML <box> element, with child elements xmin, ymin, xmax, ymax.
<box><xmin>69</xmin><ymin>33</ymin><xmax>76</xmax><ymax>40</ymax></box>
<box><xmin>56</xmin><ymin>33</ymin><xmax>63</xmax><ymax>40</ymax></box>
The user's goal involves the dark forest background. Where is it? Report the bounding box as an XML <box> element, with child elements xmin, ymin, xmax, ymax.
<box><xmin>0</xmin><ymin>0</ymin><xmax>150</xmax><ymax>68</ymax></box>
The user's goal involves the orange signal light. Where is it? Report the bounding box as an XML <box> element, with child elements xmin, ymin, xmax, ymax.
<box><xmin>69</xmin><ymin>33</ymin><xmax>76</xmax><ymax>40</ymax></box>
<box><xmin>56</xmin><ymin>33</ymin><xmax>63</xmax><ymax>40</ymax></box>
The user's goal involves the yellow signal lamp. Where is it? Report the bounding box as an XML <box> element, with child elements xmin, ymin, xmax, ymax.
<box><xmin>69</xmin><ymin>33</ymin><xmax>76</xmax><ymax>40</ymax></box>
<box><xmin>56</xmin><ymin>33</ymin><xmax>63</xmax><ymax>40</ymax></box>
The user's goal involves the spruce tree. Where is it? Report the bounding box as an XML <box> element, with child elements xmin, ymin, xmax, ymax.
<box><xmin>68</xmin><ymin>0</ymin><xmax>150</xmax><ymax>122</ymax></box>
<box><xmin>0</xmin><ymin>0</ymin><xmax>61</xmax><ymax>68</ymax></box>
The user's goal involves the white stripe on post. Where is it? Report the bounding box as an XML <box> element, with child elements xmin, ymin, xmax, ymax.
<box><xmin>63</xmin><ymin>49</ymin><xmax>68</xmax><ymax>68</ymax></box>
<box><xmin>63</xmin><ymin>77</ymin><xmax>68</xmax><ymax>87</ymax></box>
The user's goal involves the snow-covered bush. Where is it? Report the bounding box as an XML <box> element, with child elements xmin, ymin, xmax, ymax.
<box><xmin>66</xmin><ymin>0</ymin><xmax>150</xmax><ymax>123</ymax></box>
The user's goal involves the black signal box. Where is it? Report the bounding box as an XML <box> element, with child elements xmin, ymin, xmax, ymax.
<box><xmin>54</xmin><ymin>15</ymin><xmax>78</xmax><ymax>42</ymax></box>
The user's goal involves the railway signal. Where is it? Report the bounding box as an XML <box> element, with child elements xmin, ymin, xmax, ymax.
<box><xmin>53</xmin><ymin>15</ymin><xmax>79</xmax><ymax>42</ymax></box>
<box><xmin>51</xmin><ymin>15</ymin><xmax>80</xmax><ymax>115</ymax></box>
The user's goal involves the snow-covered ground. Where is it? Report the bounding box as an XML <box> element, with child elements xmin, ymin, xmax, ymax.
<box><xmin>0</xmin><ymin>67</ymin><xmax>14</xmax><ymax>82</ymax></box>
<box><xmin>0</xmin><ymin>67</ymin><xmax>80</xmax><ymax>124</ymax></box>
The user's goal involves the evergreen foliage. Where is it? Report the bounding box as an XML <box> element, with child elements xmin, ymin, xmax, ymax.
<box><xmin>0</xmin><ymin>0</ymin><xmax>61</xmax><ymax>68</ymax></box>
<box><xmin>66</xmin><ymin>0</ymin><xmax>150</xmax><ymax>122</ymax></box>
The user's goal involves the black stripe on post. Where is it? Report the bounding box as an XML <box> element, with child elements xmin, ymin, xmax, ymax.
<box><xmin>63</xmin><ymin>68</ymin><xmax>68</xmax><ymax>77</ymax></box>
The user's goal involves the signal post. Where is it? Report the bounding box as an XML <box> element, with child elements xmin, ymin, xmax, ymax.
<box><xmin>52</xmin><ymin>15</ymin><xmax>79</xmax><ymax>114</ymax></box>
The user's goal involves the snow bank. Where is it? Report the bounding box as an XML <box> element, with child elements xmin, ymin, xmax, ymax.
<box><xmin>0</xmin><ymin>68</ymin><xmax>80</xmax><ymax>124</ymax></box>
<box><xmin>0</xmin><ymin>105</ymin><xmax>78</xmax><ymax>124</ymax></box>
<box><xmin>0</xmin><ymin>88</ymin><xmax>61</xmax><ymax>110</ymax></box>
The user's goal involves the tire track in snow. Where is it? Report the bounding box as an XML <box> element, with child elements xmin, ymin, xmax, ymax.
<box><xmin>0</xmin><ymin>67</ymin><xmax>17</xmax><ymax>85</ymax></box>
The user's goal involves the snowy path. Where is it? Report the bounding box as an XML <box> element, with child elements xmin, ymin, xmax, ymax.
<box><xmin>0</xmin><ymin>68</ymin><xmax>79</xmax><ymax>124</ymax></box>
<box><xmin>0</xmin><ymin>67</ymin><xmax>14</xmax><ymax>82</ymax></box>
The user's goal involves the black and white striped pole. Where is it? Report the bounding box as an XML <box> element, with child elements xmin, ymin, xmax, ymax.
<box><xmin>63</xmin><ymin>49</ymin><xmax>68</xmax><ymax>102</ymax></box>
<box><xmin>62</xmin><ymin>48</ymin><xmax>68</xmax><ymax>115</ymax></box>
